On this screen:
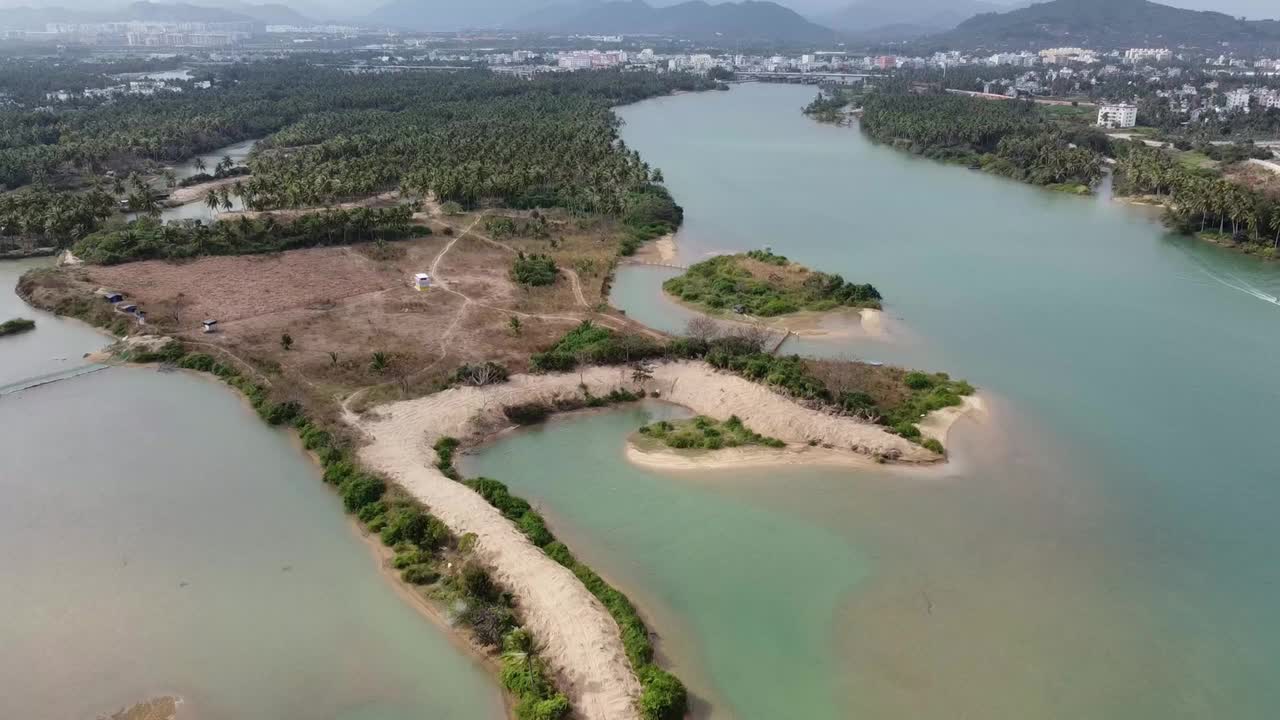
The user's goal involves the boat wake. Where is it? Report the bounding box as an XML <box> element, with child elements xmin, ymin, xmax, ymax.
<box><xmin>1182</xmin><ymin>261</ymin><xmax>1280</xmax><ymax>308</ymax></box>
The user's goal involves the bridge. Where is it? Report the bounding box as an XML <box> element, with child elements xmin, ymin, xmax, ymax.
<box><xmin>738</xmin><ymin>71</ymin><xmax>875</xmax><ymax>86</ymax></box>
<box><xmin>0</xmin><ymin>364</ymin><xmax>109</xmax><ymax>397</ymax></box>
<box><xmin>619</xmin><ymin>260</ymin><xmax>689</xmax><ymax>271</ymax></box>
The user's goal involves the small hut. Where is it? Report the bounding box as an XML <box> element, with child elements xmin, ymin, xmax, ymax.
<box><xmin>413</xmin><ymin>273</ymin><xmax>433</xmax><ymax>291</ymax></box>
<box><xmin>202</xmin><ymin>319</ymin><xmax>218</xmax><ymax>334</ymax></box>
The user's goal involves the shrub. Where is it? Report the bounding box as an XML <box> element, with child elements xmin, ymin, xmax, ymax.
<box><xmin>514</xmin><ymin>695</ymin><xmax>571</xmax><ymax>720</ymax></box>
<box><xmin>262</xmin><ymin>400</ymin><xmax>302</xmax><ymax>426</ymax></box>
<box><xmin>401</xmin><ymin>564</ymin><xmax>440</xmax><ymax>585</ymax></box>
<box><xmin>892</xmin><ymin>422</ymin><xmax>921</xmax><ymax>439</ymax></box>
<box><xmin>903</xmin><ymin>371</ymin><xmax>933</xmax><ymax>390</ymax></box>
<box><xmin>340</xmin><ymin>474</ymin><xmax>385</xmax><ymax>511</ymax></box>
<box><xmin>459</xmin><ymin>601</ymin><xmax>515</xmax><ymax>647</ymax></box>
<box><xmin>448</xmin><ymin>361</ymin><xmax>509</xmax><ymax>387</ymax></box>
<box><xmin>511</xmin><ymin>252</ymin><xmax>559</xmax><ymax>286</ymax></box>
<box><xmin>393</xmin><ymin>548</ymin><xmax>431</xmax><ymax>569</ymax></box>
<box><xmin>504</xmin><ymin>401</ymin><xmax>552</xmax><ymax>424</ymax></box>
<box><xmin>922</xmin><ymin>438</ymin><xmax>945</xmax><ymax>454</ymax></box>
<box><xmin>323</xmin><ymin>460</ymin><xmax>356</xmax><ymax>486</ymax></box>
<box><xmin>639</xmin><ymin>666</ymin><xmax>688</xmax><ymax>720</ymax></box>
<box><xmin>433</xmin><ymin>436</ymin><xmax>460</xmax><ymax>469</ymax></box>
<box><xmin>460</xmin><ymin>562</ymin><xmax>501</xmax><ymax>603</ymax></box>
<box><xmin>518</xmin><ymin>511</ymin><xmax>554</xmax><ymax>547</ymax></box>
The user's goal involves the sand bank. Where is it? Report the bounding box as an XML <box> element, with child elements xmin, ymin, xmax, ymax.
<box><xmin>350</xmin><ymin>360</ymin><xmax>937</xmax><ymax>718</ymax></box>
<box><xmin>917</xmin><ymin>394</ymin><xmax>986</xmax><ymax>445</ymax></box>
<box><xmin>626</xmin><ymin>441</ymin><xmax>880</xmax><ymax>471</ymax></box>
<box><xmin>627</xmin><ymin>390</ymin><xmax>986</xmax><ymax>471</ymax></box>
<box><xmin>632</xmin><ymin>233</ymin><xmax>677</xmax><ymax>263</ymax></box>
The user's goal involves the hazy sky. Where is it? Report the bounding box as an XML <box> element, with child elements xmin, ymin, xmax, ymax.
<box><xmin>0</xmin><ymin>0</ymin><xmax>1275</xmax><ymax>23</ymax></box>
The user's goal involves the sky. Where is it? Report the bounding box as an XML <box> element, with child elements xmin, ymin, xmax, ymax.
<box><xmin>0</xmin><ymin>0</ymin><xmax>1274</xmax><ymax>24</ymax></box>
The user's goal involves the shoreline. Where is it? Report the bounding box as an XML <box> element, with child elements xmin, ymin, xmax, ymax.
<box><xmin>347</xmin><ymin>361</ymin><xmax>940</xmax><ymax>719</ymax></box>
<box><xmin>663</xmin><ymin>286</ymin><xmax>890</xmax><ymax>341</ymax></box>
<box><xmin>624</xmin><ymin>392</ymin><xmax>986</xmax><ymax>472</ymax></box>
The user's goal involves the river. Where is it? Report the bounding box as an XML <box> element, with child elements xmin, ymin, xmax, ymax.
<box><xmin>464</xmin><ymin>83</ymin><xmax>1280</xmax><ymax>719</ymax></box>
<box><xmin>0</xmin><ymin>259</ymin><xmax>503</xmax><ymax>719</ymax></box>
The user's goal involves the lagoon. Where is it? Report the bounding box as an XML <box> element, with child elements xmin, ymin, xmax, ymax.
<box><xmin>0</xmin><ymin>259</ymin><xmax>503</xmax><ymax>720</ymax></box>
<box><xmin>472</xmin><ymin>83</ymin><xmax>1280</xmax><ymax>719</ymax></box>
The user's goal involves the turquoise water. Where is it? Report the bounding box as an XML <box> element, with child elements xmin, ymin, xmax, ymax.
<box><xmin>467</xmin><ymin>83</ymin><xmax>1280</xmax><ymax>719</ymax></box>
<box><xmin>1</xmin><ymin>260</ymin><xmax>502</xmax><ymax>720</ymax></box>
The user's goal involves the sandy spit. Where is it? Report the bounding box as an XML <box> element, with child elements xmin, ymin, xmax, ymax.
<box><xmin>626</xmin><ymin>441</ymin><xmax>881</xmax><ymax>471</ymax></box>
<box><xmin>350</xmin><ymin>360</ymin><xmax>937</xmax><ymax>719</ymax></box>
<box><xmin>917</xmin><ymin>394</ymin><xmax>986</xmax><ymax>445</ymax></box>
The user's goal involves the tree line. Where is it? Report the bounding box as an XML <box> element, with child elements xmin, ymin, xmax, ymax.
<box><xmin>1117</xmin><ymin>143</ymin><xmax>1280</xmax><ymax>249</ymax></box>
<box><xmin>858</xmin><ymin>91</ymin><xmax>1108</xmax><ymax>190</ymax></box>
<box><xmin>72</xmin><ymin>205</ymin><xmax>421</xmax><ymax>264</ymax></box>
<box><xmin>2</xmin><ymin>61</ymin><xmax>707</xmax><ymax>255</ymax></box>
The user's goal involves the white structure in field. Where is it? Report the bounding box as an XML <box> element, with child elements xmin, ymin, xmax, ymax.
<box><xmin>1097</xmin><ymin>103</ymin><xmax>1138</xmax><ymax>128</ymax></box>
<box><xmin>414</xmin><ymin>273</ymin><xmax>433</xmax><ymax>291</ymax></box>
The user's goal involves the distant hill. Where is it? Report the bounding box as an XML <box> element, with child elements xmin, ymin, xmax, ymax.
<box><xmin>512</xmin><ymin>0</ymin><xmax>839</xmax><ymax>42</ymax></box>
<box><xmin>224</xmin><ymin>1</ymin><xmax>314</xmax><ymax>25</ymax></box>
<box><xmin>366</xmin><ymin>0</ymin><xmax>556</xmax><ymax>31</ymax></box>
<box><xmin>821</xmin><ymin>0</ymin><xmax>1007</xmax><ymax>40</ymax></box>
<box><xmin>934</xmin><ymin>0</ymin><xmax>1280</xmax><ymax>48</ymax></box>
<box><xmin>0</xmin><ymin>1</ymin><xmax>272</xmax><ymax>30</ymax></box>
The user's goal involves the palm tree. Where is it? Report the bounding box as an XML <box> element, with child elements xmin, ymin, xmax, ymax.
<box><xmin>193</xmin><ymin>157</ymin><xmax>207</xmax><ymax>174</ymax></box>
<box><xmin>1270</xmin><ymin>207</ymin><xmax>1280</xmax><ymax>249</ymax></box>
<box><xmin>205</xmin><ymin>190</ymin><xmax>220</xmax><ymax>218</ymax></box>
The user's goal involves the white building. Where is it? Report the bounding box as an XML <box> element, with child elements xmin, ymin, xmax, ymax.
<box><xmin>1124</xmin><ymin>48</ymin><xmax>1172</xmax><ymax>64</ymax></box>
<box><xmin>1097</xmin><ymin>103</ymin><xmax>1138</xmax><ymax>129</ymax></box>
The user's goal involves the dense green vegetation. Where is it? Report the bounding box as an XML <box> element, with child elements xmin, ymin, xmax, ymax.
<box><xmin>0</xmin><ymin>317</ymin><xmax>35</xmax><ymax>336</ymax></box>
<box><xmin>0</xmin><ymin>187</ymin><xmax>115</xmax><ymax>251</ymax></box>
<box><xmin>109</xmin><ymin>341</ymin><xmax>572</xmax><ymax>719</ymax></box>
<box><xmin>511</xmin><ymin>252</ymin><xmax>559</xmax><ymax>287</ymax></box>
<box><xmin>663</xmin><ymin>249</ymin><xmax>882</xmax><ymax>316</ymax></box>
<box><xmin>1117</xmin><ymin>143</ymin><xmax>1280</xmax><ymax>253</ymax></box>
<box><xmin>638</xmin><ymin>415</ymin><xmax>786</xmax><ymax>450</ymax></box>
<box><xmin>531</xmin><ymin>320</ymin><xmax>971</xmax><ymax>444</ymax></box>
<box><xmin>435</xmin><ymin>435</ymin><xmax>687</xmax><ymax>720</ymax></box>
<box><xmin>859</xmin><ymin>92</ymin><xmax>1108</xmax><ymax>191</ymax></box>
<box><xmin>3</xmin><ymin>62</ymin><xmax>705</xmax><ymax>257</ymax></box>
<box><xmin>72</xmin><ymin>206</ymin><xmax>421</xmax><ymax>264</ymax></box>
<box><xmin>529</xmin><ymin>320</ymin><xmax>663</xmax><ymax>372</ymax></box>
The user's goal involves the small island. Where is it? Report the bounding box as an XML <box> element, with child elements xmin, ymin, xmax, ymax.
<box><xmin>0</xmin><ymin>317</ymin><xmax>36</xmax><ymax>336</ymax></box>
<box><xmin>638</xmin><ymin>414</ymin><xmax>786</xmax><ymax>450</ymax></box>
<box><xmin>662</xmin><ymin>249</ymin><xmax>881</xmax><ymax>317</ymax></box>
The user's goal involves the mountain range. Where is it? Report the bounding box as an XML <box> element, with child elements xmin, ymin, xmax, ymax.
<box><xmin>935</xmin><ymin>0</ymin><xmax>1280</xmax><ymax>48</ymax></box>
<box><xmin>510</xmin><ymin>1</ymin><xmax>838</xmax><ymax>42</ymax></box>
<box><xmin>821</xmin><ymin>0</ymin><xmax>1011</xmax><ymax>40</ymax></box>
<box><xmin>0</xmin><ymin>1</ymin><xmax>314</xmax><ymax>29</ymax></box>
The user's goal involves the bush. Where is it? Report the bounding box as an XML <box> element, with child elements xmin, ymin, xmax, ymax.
<box><xmin>449</xmin><ymin>361</ymin><xmax>509</xmax><ymax>387</ymax></box>
<box><xmin>433</xmin><ymin>436</ymin><xmax>460</xmax><ymax>469</ymax></box>
<box><xmin>504</xmin><ymin>401</ymin><xmax>552</xmax><ymax>424</ymax></box>
<box><xmin>340</xmin><ymin>474</ymin><xmax>385</xmax><ymax>511</ymax></box>
<box><xmin>518</xmin><ymin>511</ymin><xmax>554</xmax><ymax>546</ymax></box>
<box><xmin>401</xmin><ymin>564</ymin><xmax>440</xmax><ymax>585</ymax></box>
<box><xmin>511</xmin><ymin>252</ymin><xmax>559</xmax><ymax>286</ymax></box>
<box><xmin>639</xmin><ymin>666</ymin><xmax>688</xmax><ymax>720</ymax></box>
<box><xmin>514</xmin><ymin>695</ymin><xmax>571</xmax><ymax>720</ymax></box>
<box><xmin>904</xmin><ymin>371</ymin><xmax>933</xmax><ymax>390</ymax></box>
<box><xmin>922</xmin><ymin>438</ymin><xmax>945</xmax><ymax>454</ymax></box>
<box><xmin>459</xmin><ymin>601</ymin><xmax>514</xmax><ymax>647</ymax></box>
<box><xmin>460</xmin><ymin>562</ymin><xmax>501</xmax><ymax>603</ymax></box>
